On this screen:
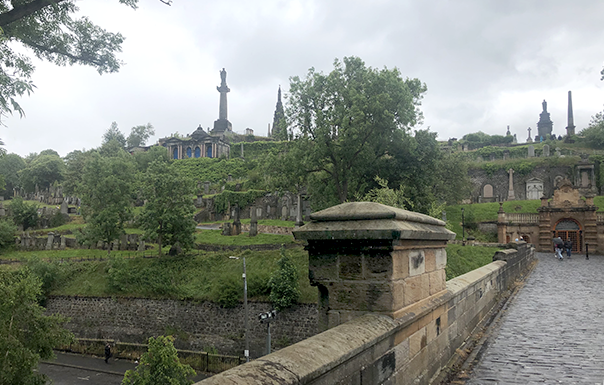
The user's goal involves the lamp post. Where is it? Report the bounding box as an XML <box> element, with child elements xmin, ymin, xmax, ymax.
<box><xmin>461</xmin><ymin>207</ymin><xmax>465</xmax><ymax>246</ymax></box>
<box><xmin>230</xmin><ymin>256</ymin><xmax>249</xmax><ymax>362</ymax></box>
<box><xmin>258</xmin><ymin>310</ymin><xmax>277</xmax><ymax>355</ymax></box>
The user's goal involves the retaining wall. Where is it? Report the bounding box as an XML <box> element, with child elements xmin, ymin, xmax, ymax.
<box><xmin>195</xmin><ymin>242</ymin><xmax>534</xmax><ymax>385</ymax></box>
<box><xmin>45</xmin><ymin>297</ymin><xmax>318</xmax><ymax>358</ymax></box>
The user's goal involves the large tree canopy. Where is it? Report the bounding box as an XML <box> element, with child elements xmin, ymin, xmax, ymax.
<box><xmin>286</xmin><ymin>56</ymin><xmax>427</xmax><ymax>207</ymax></box>
<box><xmin>0</xmin><ymin>0</ymin><xmax>169</xmax><ymax>121</ymax></box>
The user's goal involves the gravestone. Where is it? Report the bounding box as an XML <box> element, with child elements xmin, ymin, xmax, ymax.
<box><xmin>281</xmin><ymin>205</ymin><xmax>288</xmax><ymax>221</ymax></box>
<box><xmin>204</xmin><ymin>181</ymin><xmax>210</xmax><ymax>195</ymax></box>
<box><xmin>555</xmin><ymin>147</ymin><xmax>561</xmax><ymax>157</ymax></box>
<box><xmin>542</xmin><ymin>144</ymin><xmax>550</xmax><ymax>157</ymax></box>
<box><xmin>228</xmin><ymin>174</ymin><xmax>233</xmax><ymax>182</ymax></box>
<box><xmin>221</xmin><ymin>222</ymin><xmax>232</xmax><ymax>236</ymax></box>
<box><xmin>528</xmin><ymin>145</ymin><xmax>535</xmax><ymax>157</ymax></box>
<box><xmin>476</xmin><ymin>156</ymin><xmax>483</xmax><ymax>162</ymax></box>
<box><xmin>232</xmin><ymin>205</ymin><xmax>241</xmax><ymax>235</ymax></box>
<box><xmin>490</xmin><ymin>154</ymin><xmax>496</xmax><ymax>161</ymax></box>
<box><xmin>46</xmin><ymin>232</ymin><xmax>54</xmax><ymax>250</ymax></box>
<box><xmin>60</xmin><ymin>201</ymin><xmax>68</xmax><ymax>215</ymax></box>
<box><xmin>60</xmin><ymin>236</ymin><xmax>66</xmax><ymax>250</ymax></box>
<box><xmin>503</xmin><ymin>150</ymin><xmax>510</xmax><ymax>160</ymax></box>
<box><xmin>249</xmin><ymin>206</ymin><xmax>258</xmax><ymax>237</ymax></box>
<box><xmin>138</xmin><ymin>240</ymin><xmax>145</xmax><ymax>252</ymax></box>
<box><xmin>120</xmin><ymin>234</ymin><xmax>128</xmax><ymax>251</ymax></box>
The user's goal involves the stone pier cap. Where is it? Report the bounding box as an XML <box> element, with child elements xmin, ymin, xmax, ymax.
<box><xmin>293</xmin><ymin>202</ymin><xmax>455</xmax><ymax>241</ymax></box>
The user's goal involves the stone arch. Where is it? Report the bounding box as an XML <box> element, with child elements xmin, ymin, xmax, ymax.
<box><xmin>553</xmin><ymin>218</ymin><xmax>582</xmax><ymax>253</ymax></box>
<box><xmin>206</xmin><ymin>145</ymin><xmax>213</xmax><ymax>158</ymax></box>
<box><xmin>186</xmin><ymin>147</ymin><xmax>192</xmax><ymax>158</ymax></box>
<box><xmin>194</xmin><ymin>146</ymin><xmax>201</xmax><ymax>158</ymax></box>
<box><xmin>520</xmin><ymin>234</ymin><xmax>531</xmax><ymax>243</ymax></box>
<box><xmin>172</xmin><ymin>147</ymin><xmax>179</xmax><ymax>160</ymax></box>
<box><xmin>483</xmin><ymin>184</ymin><xmax>494</xmax><ymax>198</ymax></box>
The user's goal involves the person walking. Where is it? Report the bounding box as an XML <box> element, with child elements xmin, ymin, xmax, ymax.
<box><xmin>553</xmin><ymin>237</ymin><xmax>564</xmax><ymax>260</ymax></box>
<box><xmin>564</xmin><ymin>238</ymin><xmax>573</xmax><ymax>259</ymax></box>
<box><xmin>104</xmin><ymin>342</ymin><xmax>112</xmax><ymax>364</ymax></box>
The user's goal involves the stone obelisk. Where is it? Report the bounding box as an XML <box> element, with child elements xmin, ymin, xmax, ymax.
<box><xmin>212</xmin><ymin>68</ymin><xmax>232</xmax><ymax>133</ymax></box>
<box><xmin>566</xmin><ymin>90</ymin><xmax>575</xmax><ymax>137</ymax></box>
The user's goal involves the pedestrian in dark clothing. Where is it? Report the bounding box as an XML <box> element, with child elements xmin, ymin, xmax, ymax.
<box><xmin>553</xmin><ymin>237</ymin><xmax>564</xmax><ymax>260</ymax></box>
<box><xmin>564</xmin><ymin>238</ymin><xmax>573</xmax><ymax>258</ymax></box>
<box><xmin>105</xmin><ymin>343</ymin><xmax>112</xmax><ymax>364</ymax></box>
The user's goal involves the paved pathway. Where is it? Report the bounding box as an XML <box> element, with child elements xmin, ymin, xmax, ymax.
<box><xmin>466</xmin><ymin>252</ymin><xmax>604</xmax><ymax>385</ymax></box>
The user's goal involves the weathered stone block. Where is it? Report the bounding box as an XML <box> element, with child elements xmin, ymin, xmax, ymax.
<box><xmin>392</xmin><ymin>249</ymin><xmax>409</xmax><ymax>280</ymax></box>
<box><xmin>408</xmin><ymin>250</ymin><xmax>426</xmax><ymax>277</ymax></box>
<box><xmin>403</xmin><ymin>274</ymin><xmax>430</xmax><ymax>306</ymax></box>
<box><xmin>409</xmin><ymin>327</ymin><xmax>427</xmax><ymax>358</ymax></box>
<box><xmin>424</xmin><ymin>249</ymin><xmax>436</xmax><ymax>272</ymax></box>
<box><xmin>339</xmin><ymin>254</ymin><xmax>363</xmax><ymax>280</ymax></box>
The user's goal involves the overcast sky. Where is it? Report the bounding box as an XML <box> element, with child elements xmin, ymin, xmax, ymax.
<box><xmin>2</xmin><ymin>0</ymin><xmax>604</xmax><ymax>157</ymax></box>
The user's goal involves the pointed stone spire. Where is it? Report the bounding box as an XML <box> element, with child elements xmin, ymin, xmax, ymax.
<box><xmin>272</xmin><ymin>85</ymin><xmax>286</xmax><ymax>140</ymax></box>
<box><xmin>566</xmin><ymin>90</ymin><xmax>575</xmax><ymax>136</ymax></box>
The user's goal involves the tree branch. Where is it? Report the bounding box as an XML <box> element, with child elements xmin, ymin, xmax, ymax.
<box><xmin>0</xmin><ymin>0</ymin><xmax>65</xmax><ymax>29</ymax></box>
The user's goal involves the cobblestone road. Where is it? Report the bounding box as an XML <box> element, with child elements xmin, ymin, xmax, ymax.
<box><xmin>466</xmin><ymin>252</ymin><xmax>604</xmax><ymax>385</ymax></box>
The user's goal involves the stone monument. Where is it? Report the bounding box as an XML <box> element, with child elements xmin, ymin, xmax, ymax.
<box><xmin>507</xmin><ymin>168</ymin><xmax>515</xmax><ymax>200</ymax></box>
<box><xmin>566</xmin><ymin>90</ymin><xmax>575</xmax><ymax>137</ymax></box>
<box><xmin>212</xmin><ymin>68</ymin><xmax>233</xmax><ymax>134</ymax></box>
<box><xmin>537</xmin><ymin>99</ymin><xmax>553</xmax><ymax>140</ymax></box>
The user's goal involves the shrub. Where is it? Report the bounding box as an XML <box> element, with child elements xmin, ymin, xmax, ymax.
<box><xmin>0</xmin><ymin>219</ymin><xmax>16</xmax><ymax>252</ymax></box>
<box><xmin>268</xmin><ymin>247</ymin><xmax>300</xmax><ymax>310</ymax></box>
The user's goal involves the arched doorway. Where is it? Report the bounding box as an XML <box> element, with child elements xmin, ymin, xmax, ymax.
<box><xmin>554</xmin><ymin>218</ymin><xmax>582</xmax><ymax>253</ymax></box>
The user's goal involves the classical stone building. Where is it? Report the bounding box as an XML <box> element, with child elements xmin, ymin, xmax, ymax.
<box><xmin>160</xmin><ymin>125</ymin><xmax>230</xmax><ymax>160</ymax></box>
<box><xmin>498</xmin><ymin>179</ymin><xmax>603</xmax><ymax>254</ymax></box>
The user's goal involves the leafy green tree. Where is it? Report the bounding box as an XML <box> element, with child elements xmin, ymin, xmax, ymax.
<box><xmin>8</xmin><ymin>196</ymin><xmax>38</xmax><ymax>230</ymax></box>
<box><xmin>0</xmin><ymin>218</ymin><xmax>16</xmax><ymax>252</ymax></box>
<box><xmin>62</xmin><ymin>149</ymin><xmax>94</xmax><ymax>195</ymax></box>
<box><xmin>269</xmin><ymin>247</ymin><xmax>300</xmax><ymax>310</ymax></box>
<box><xmin>0</xmin><ymin>268</ymin><xmax>73</xmax><ymax>385</ymax></box>
<box><xmin>127</xmin><ymin>123</ymin><xmax>155</xmax><ymax>148</ymax></box>
<box><xmin>287</xmin><ymin>56</ymin><xmax>426</xmax><ymax>206</ymax></box>
<box><xmin>138</xmin><ymin>161</ymin><xmax>196</xmax><ymax>257</ymax></box>
<box><xmin>102</xmin><ymin>121</ymin><xmax>127</xmax><ymax>148</ymax></box>
<box><xmin>0</xmin><ymin>0</ymin><xmax>150</xmax><ymax>121</ymax></box>
<box><xmin>580</xmin><ymin>110</ymin><xmax>604</xmax><ymax>148</ymax></box>
<box><xmin>133</xmin><ymin>145</ymin><xmax>169</xmax><ymax>173</ymax></box>
<box><xmin>0</xmin><ymin>153</ymin><xmax>26</xmax><ymax>198</ymax></box>
<box><xmin>361</xmin><ymin>176</ymin><xmax>414</xmax><ymax>210</ymax></box>
<box><xmin>122</xmin><ymin>335</ymin><xmax>195</xmax><ymax>385</ymax></box>
<box><xmin>18</xmin><ymin>153</ymin><xmax>65</xmax><ymax>192</ymax></box>
<box><xmin>78</xmin><ymin>153</ymin><xmax>134</xmax><ymax>254</ymax></box>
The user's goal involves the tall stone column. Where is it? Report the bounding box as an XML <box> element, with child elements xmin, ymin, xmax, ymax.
<box><xmin>497</xmin><ymin>203</ymin><xmax>507</xmax><ymax>243</ymax></box>
<box><xmin>507</xmin><ymin>168</ymin><xmax>515</xmax><ymax>200</ymax></box>
<box><xmin>213</xmin><ymin>68</ymin><xmax>233</xmax><ymax>133</ymax></box>
<box><xmin>293</xmin><ymin>202</ymin><xmax>455</xmax><ymax>331</ymax></box>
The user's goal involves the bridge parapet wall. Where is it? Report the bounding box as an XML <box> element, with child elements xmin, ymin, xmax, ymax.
<box><xmin>196</xmin><ymin>205</ymin><xmax>535</xmax><ymax>385</ymax></box>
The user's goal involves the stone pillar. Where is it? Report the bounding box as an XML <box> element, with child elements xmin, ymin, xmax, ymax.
<box><xmin>293</xmin><ymin>202</ymin><xmax>455</xmax><ymax>331</ymax></box>
<box><xmin>497</xmin><ymin>203</ymin><xmax>507</xmax><ymax>243</ymax></box>
<box><xmin>295</xmin><ymin>194</ymin><xmax>304</xmax><ymax>228</ymax></box>
<box><xmin>507</xmin><ymin>168</ymin><xmax>515</xmax><ymax>200</ymax></box>
<box><xmin>60</xmin><ymin>236</ymin><xmax>66</xmax><ymax>250</ymax></box>
<box><xmin>249</xmin><ymin>206</ymin><xmax>258</xmax><ymax>237</ymax></box>
<box><xmin>138</xmin><ymin>240</ymin><xmax>145</xmax><ymax>252</ymax></box>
